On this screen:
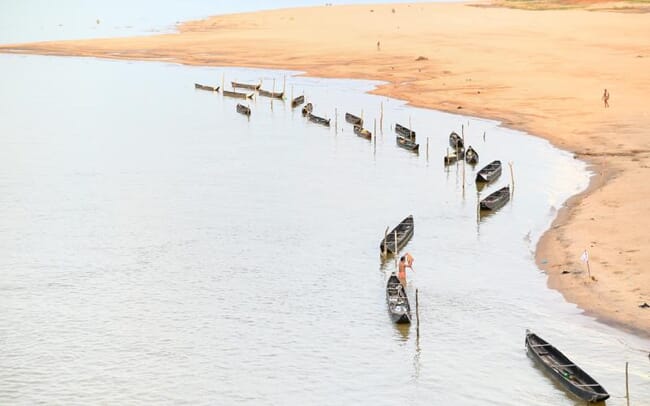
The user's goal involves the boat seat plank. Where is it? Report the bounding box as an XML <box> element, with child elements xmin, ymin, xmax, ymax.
<box><xmin>572</xmin><ymin>384</ymin><xmax>603</xmax><ymax>387</ymax></box>
<box><xmin>556</xmin><ymin>364</ymin><xmax>576</xmax><ymax>368</ymax></box>
<box><xmin>530</xmin><ymin>344</ymin><xmax>552</xmax><ymax>347</ymax></box>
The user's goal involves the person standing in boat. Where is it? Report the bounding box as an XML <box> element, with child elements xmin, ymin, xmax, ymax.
<box><xmin>398</xmin><ymin>253</ymin><xmax>414</xmax><ymax>285</ymax></box>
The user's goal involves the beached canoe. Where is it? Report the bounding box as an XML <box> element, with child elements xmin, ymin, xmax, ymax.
<box><xmin>379</xmin><ymin>215</ymin><xmax>414</xmax><ymax>254</ymax></box>
<box><xmin>480</xmin><ymin>186</ymin><xmax>510</xmax><ymax>211</ymax></box>
<box><xmin>396</xmin><ymin>136</ymin><xmax>419</xmax><ymax>153</ymax></box>
<box><xmin>302</xmin><ymin>102</ymin><xmax>313</xmax><ymax>117</ymax></box>
<box><xmin>259</xmin><ymin>89</ymin><xmax>284</xmax><ymax>99</ymax></box>
<box><xmin>236</xmin><ymin>103</ymin><xmax>251</xmax><ymax>116</ymax></box>
<box><xmin>449</xmin><ymin>131</ymin><xmax>464</xmax><ymax>150</ymax></box>
<box><xmin>525</xmin><ymin>331</ymin><xmax>609</xmax><ymax>403</ymax></box>
<box><xmin>222</xmin><ymin>89</ymin><xmax>253</xmax><ymax>99</ymax></box>
<box><xmin>291</xmin><ymin>95</ymin><xmax>305</xmax><ymax>108</ymax></box>
<box><xmin>465</xmin><ymin>146</ymin><xmax>479</xmax><ymax>165</ymax></box>
<box><xmin>476</xmin><ymin>160</ymin><xmax>502</xmax><ymax>183</ymax></box>
<box><xmin>354</xmin><ymin>125</ymin><xmax>372</xmax><ymax>140</ymax></box>
<box><xmin>395</xmin><ymin>123</ymin><xmax>416</xmax><ymax>140</ymax></box>
<box><xmin>231</xmin><ymin>81</ymin><xmax>261</xmax><ymax>90</ymax></box>
<box><xmin>345</xmin><ymin>112</ymin><xmax>363</xmax><ymax>127</ymax></box>
<box><xmin>308</xmin><ymin>113</ymin><xmax>330</xmax><ymax>127</ymax></box>
<box><xmin>194</xmin><ymin>83</ymin><xmax>219</xmax><ymax>92</ymax></box>
<box><xmin>386</xmin><ymin>273</ymin><xmax>412</xmax><ymax>324</ymax></box>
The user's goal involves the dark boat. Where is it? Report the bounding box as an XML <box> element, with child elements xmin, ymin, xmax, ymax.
<box><xmin>395</xmin><ymin>123</ymin><xmax>416</xmax><ymax>140</ymax></box>
<box><xmin>194</xmin><ymin>83</ymin><xmax>219</xmax><ymax>92</ymax></box>
<box><xmin>345</xmin><ymin>112</ymin><xmax>363</xmax><ymax>127</ymax></box>
<box><xmin>236</xmin><ymin>103</ymin><xmax>251</xmax><ymax>116</ymax></box>
<box><xmin>354</xmin><ymin>125</ymin><xmax>372</xmax><ymax>140</ymax></box>
<box><xmin>259</xmin><ymin>89</ymin><xmax>284</xmax><ymax>99</ymax></box>
<box><xmin>525</xmin><ymin>331</ymin><xmax>609</xmax><ymax>403</ymax></box>
<box><xmin>396</xmin><ymin>136</ymin><xmax>419</xmax><ymax>153</ymax></box>
<box><xmin>443</xmin><ymin>152</ymin><xmax>458</xmax><ymax>166</ymax></box>
<box><xmin>379</xmin><ymin>215</ymin><xmax>414</xmax><ymax>254</ymax></box>
<box><xmin>222</xmin><ymin>89</ymin><xmax>253</xmax><ymax>99</ymax></box>
<box><xmin>465</xmin><ymin>146</ymin><xmax>479</xmax><ymax>164</ymax></box>
<box><xmin>480</xmin><ymin>186</ymin><xmax>510</xmax><ymax>211</ymax></box>
<box><xmin>302</xmin><ymin>103</ymin><xmax>313</xmax><ymax>117</ymax></box>
<box><xmin>308</xmin><ymin>113</ymin><xmax>330</xmax><ymax>127</ymax></box>
<box><xmin>386</xmin><ymin>273</ymin><xmax>412</xmax><ymax>324</ymax></box>
<box><xmin>291</xmin><ymin>95</ymin><xmax>305</xmax><ymax>108</ymax></box>
<box><xmin>231</xmin><ymin>81</ymin><xmax>261</xmax><ymax>90</ymax></box>
<box><xmin>449</xmin><ymin>131</ymin><xmax>464</xmax><ymax>150</ymax></box>
<box><xmin>476</xmin><ymin>160</ymin><xmax>502</xmax><ymax>183</ymax></box>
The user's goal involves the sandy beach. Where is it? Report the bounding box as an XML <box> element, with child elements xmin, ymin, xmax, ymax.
<box><xmin>2</xmin><ymin>2</ymin><xmax>649</xmax><ymax>335</ymax></box>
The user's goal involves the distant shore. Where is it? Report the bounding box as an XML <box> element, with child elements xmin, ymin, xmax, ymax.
<box><xmin>2</xmin><ymin>2</ymin><xmax>649</xmax><ymax>336</ymax></box>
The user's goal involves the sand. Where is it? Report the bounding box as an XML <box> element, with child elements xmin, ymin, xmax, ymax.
<box><xmin>1</xmin><ymin>2</ymin><xmax>649</xmax><ymax>336</ymax></box>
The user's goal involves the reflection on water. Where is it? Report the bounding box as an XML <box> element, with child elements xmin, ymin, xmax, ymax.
<box><xmin>0</xmin><ymin>54</ymin><xmax>648</xmax><ymax>405</ymax></box>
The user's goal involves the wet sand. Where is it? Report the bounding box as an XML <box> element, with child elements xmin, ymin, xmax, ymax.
<box><xmin>1</xmin><ymin>2</ymin><xmax>649</xmax><ymax>335</ymax></box>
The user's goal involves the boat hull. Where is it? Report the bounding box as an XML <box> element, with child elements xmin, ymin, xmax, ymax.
<box><xmin>379</xmin><ymin>215</ymin><xmax>414</xmax><ymax>254</ymax></box>
<box><xmin>386</xmin><ymin>274</ymin><xmax>412</xmax><ymax>324</ymax></box>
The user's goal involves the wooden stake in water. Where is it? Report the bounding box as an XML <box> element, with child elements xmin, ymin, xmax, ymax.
<box><xmin>625</xmin><ymin>361</ymin><xmax>630</xmax><ymax>406</ymax></box>
<box><xmin>374</xmin><ymin>119</ymin><xmax>377</xmax><ymax>141</ymax></box>
<box><xmin>462</xmin><ymin>128</ymin><xmax>466</xmax><ymax>193</ymax></box>
<box><xmin>426</xmin><ymin>137</ymin><xmax>429</xmax><ymax>162</ymax></box>
<box><xmin>383</xmin><ymin>227</ymin><xmax>388</xmax><ymax>257</ymax></box>
<box><xmin>221</xmin><ymin>72</ymin><xmax>225</xmax><ymax>91</ymax></box>
<box><xmin>361</xmin><ymin>109</ymin><xmax>364</xmax><ymax>121</ymax></box>
<box><xmin>283</xmin><ymin>75</ymin><xmax>286</xmax><ymax>95</ymax></box>
<box><xmin>291</xmin><ymin>85</ymin><xmax>294</xmax><ymax>103</ymax></box>
<box><xmin>509</xmin><ymin>161</ymin><xmax>515</xmax><ymax>193</ymax></box>
<box><xmin>335</xmin><ymin>108</ymin><xmax>338</xmax><ymax>135</ymax></box>
<box><xmin>394</xmin><ymin>230</ymin><xmax>398</xmax><ymax>268</ymax></box>
<box><xmin>380</xmin><ymin>101</ymin><xmax>384</xmax><ymax>133</ymax></box>
<box><xmin>416</xmin><ymin>289</ymin><xmax>420</xmax><ymax>339</ymax></box>
<box><xmin>409</xmin><ymin>116</ymin><xmax>412</xmax><ymax>133</ymax></box>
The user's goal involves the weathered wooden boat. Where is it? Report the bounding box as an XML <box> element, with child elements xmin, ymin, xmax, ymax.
<box><xmin>194</xmin><ymin>83</ymin><xmax>219</xmax><ymax>92</ymax></box>
<box><xmin>525</xmin><ymin>331</ymin><xmax>609</xmax><ymax>403</ymax></box>
<box><xmin>354</xmin><ymin>125</ymin><xmax>372</xmax><ymax>140</ymax></box>
<box><xmin>345</xmin><ymin>112</ymin><xmax>363</xmax><ymax>127</ymax></box>
<box><xmin>379</xmin><ymin>215</ymin><xmax>414</xmax><ymax>254</ymax></box>
<box><xmin>449</xmin><ymin>131</ymin><xmax>464</xmax><ymax>150</ymax></box>
<box><xmin>476</xmin><ymin>160</ymin><xmax>502</xmax><ymax>183</ymax></box>
<box><xmin>480</xmin><ymin>186</ymin><xmax>510</xmax><ymax>211</ymax></box>
<box><xmin>258</xmin><ymin>89</ymin><xmax>284</xmax><ymax>99</ymax></box>
<box><xmin>236</xmin><ymin>103</ymin><xmax>251</xmax><ymax>116</ymax></box>
<box><xmin>395</xmin><ymin>123</ymin><xmax>416</xmax><ymax>140</ymax></box>
<box><xmin>444</xmin><ymin>152</ymin><xmax>458</xmax><ymax>166</ymax></box>
<box><xmin>386</xmin><ymin>273</ymin><xmax>412</xmax><ymax>324</ymax></box>
<box><xmin>465</xmin><ymin>146</ymin><xmax>479</xmax><ymax>164</ymax></box>
<box><xmin>396</xmin><ymin>136</ymin><xmax>419</xmax><ymax>153</ymax></box>
<box><xmin>231</xmin><ymin>81</ymin><xmax>261</xmax><ymax>91</ymax></box>
<box><xmin>291</xmin><ymin>95</ymin><xmax>305</xmax><ymax>108</ymax></box>
<box><xmin>222</xmin><ymin>89</ymin><xmax>253</xmax><ymax>99</ymax></box>
<box><xmin>308</xmin><ymin>113</ymin><xmax>331</xmax><ymax>127</ymax></box>
<box><xmin>302</xmin><ymin>103</ymin><xmax>313</xmax><ymax>117</ymax></box>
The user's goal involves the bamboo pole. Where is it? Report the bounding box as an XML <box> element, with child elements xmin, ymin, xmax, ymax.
<box><xmin>384</xmin><ymin>227</ymin><xmax>388</xmax><ymax>257</ymax></box>
<box><xmin>374</xmin><ymin>119</ymin><xmax>377</xmax><ymax>141</ymax></box>
<box><xmin>221</xmin><ymin>72</ymin><xmax>225</xmax><ymax>91</ymax></box>
<box><xmin>335</xmin><ymin>108</ymin><xmax>338</xmax><ymax>135</ymax></box>
<box><xmin>416</xmin><ymin>289</ymin><xmax>420</xmax><ymax>339</ymax></box>
<box><xmin>380</xmin><ymin>101</ymin><xmax>384</xmax><ymax>133</ymax></box>
<box><xmin>361</xmin><ymin>109</ymin><xmax>364</xmax><ymax>121</ymax></box>
<box><xmin>426</xmin><ymin>137</ymin><xmax>429</xmax><ymax>162</ymax></box>
<box><xmin>462</xmin><ymin>128</ymin><xmax>466</xmax><ymax>193</ymax></box>
<box><xmin>625</xmin><ymin>361</ymin><xmax>630</xmax><ymax>406</ymax></box>
<box><xmin>291</xmin><ymin>85</ymin><xmax>294</xmax><ymax>104</ymax></box>
<box><xmin>509</xmin><ymin>161</ymin><xmax>515</xmax><ymax>193</ymax></box>
<box><xmin>283</xmin><ymin>75</ymin><xmax>286</xmax><ymax>94</ymax></box>
<box><xmin>394</xmin><ymin>230</ymin><xmax>398</xmax><ymax>268</ymax></box>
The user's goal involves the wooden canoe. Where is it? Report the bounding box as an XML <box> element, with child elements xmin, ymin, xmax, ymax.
<box><xmin>480</xmin><ymin>186</ymin><xmax>510</xmax><ymax>211</ymax></box>
<box><xmin>386</xmin><ymin>273</ymin><xmax>412</xmax><ymax>324</ymax></box>
<box><xmin>194</xmin><ymin>83</ymin><xmax>219</xmax><ymax>92</ymax></box>
<box><xmin>222</xmin><ymin>89</ymin><xmax>253</xmax><ymax>99</ymax></box>
<box><xmin>259</xmin><ymin>89</ymin><xmax>284</xmax><ymax>99</ymax></box>
<box><xmin>476</xmin><ymin>160</ymin><xmax>502</xmax><ymax>183</ymax></box>
<box><xmin>465</xmin><ymin>146</ymin><xmax>479</xmax><ymax>165</ymax></box>
<box><xmin>396</xmin><ymin>136</ymin><xmax>419</xmax><ymax>153</ymax></box>
<box><xmin>449</xmin><ymin>131</ymin><xmax>464</xmax><ymax>150</ymax></box>
<box><xmin>444</xmin><ymin>152</ymin><xmax>458</xmax><ymax>166</ymax></box>
<box><xmin>379</xmin><ymin>215</ymin><xmax>414</xmax><ymax>254</ymax></box>
<box><xmin>302</xmin><ymin>103</ymin><xmax>313</xmax><ymax>117</ymax></box>
<box><xmin>354</xmin><ymin>125</ymin><xmax>372</xmax><ymax>140</ymax></box>
<box><xmin>231</xmin><ymin>81</ymin><xmax>261</xmax><ymax>90</ymax></box>
<box><xmin>236</xmin><ymin>103</ymin><xmax>251</xmax><ymax>116</ymax></box>
<box><xmin>525</xmin><ymin>331</ymin><xmax>609</xmax><ymax>403</ymax></box>
<box><xmin>395</xmin><ymin>123</ymin><xmax>416</xmax><ymax>140</ymax></box>
<box><xmin>291</xmin><ymin>95</ymin><xmax>305</xmax><ymax>108</ymax></box>
<box><xmin>345</xmin><ymin>112</ymin><xmax>363</xmax><ymax>127</ymax></box>
<box><xmin>308</xmin><ymin>113</ymin><xmax>331</xmax><ymax>127</ymax></box>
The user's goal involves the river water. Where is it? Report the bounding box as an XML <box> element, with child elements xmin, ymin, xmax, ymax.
<box><xmin>1</xmin><ymin>4</ymin><xmax>649</xmax><ymax>406</ymax></box>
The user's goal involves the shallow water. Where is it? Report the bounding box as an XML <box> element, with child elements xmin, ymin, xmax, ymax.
<box><xmin>0</xmin><ymin>54</ymin><xmax>648</xmax><ymax>405</ymax></box>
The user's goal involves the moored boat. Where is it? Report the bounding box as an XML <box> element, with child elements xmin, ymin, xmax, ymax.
<box><xmin>354</xmin><ymin>125</ymin><xmax>372</xmax><ymax>140</ymax></box>
<box><xmin>308</xmin><ymin>113</ymin><xmax>331</xmax><ymax>127</ymax></box>
<box><xmin>379</xmin><ymin>215</ymin><xmax>414</xmax><ymax>254</ymax></box>
<box><xmin>194</xmin><ymin>83</ymin><xmax>219</xmax><ymax>92</ymax></box>
<box><xmin>222</xmin><ymin>89</ymin><xmax>253</xmax><ymax>99</ymax></box>
<box><xmin>444</xmin><ymin>152</ymin><xmax>458</xmax><ymax>166</ymax></box>
<box><xmin>479</xmin><ymin>186</ymin><xmax>510</xmax><ymax>211</ymax></box>
<box><xmin>395</xmin><ymin>123</ymin><xmax>416</xmax><ymax>140</ymax></box>
<box><xmin>236</xmin><ymin>103</ymin><xmax>251</xmax><ymax>116</ymax></box>
<box><xmin>291</xmin><ymin>95</ymin><xmax>305</xmax><ymax>108</ymax></box>
<box><xmin>396</xmin><ymin>136</ymin><xmax>419</xmax><ymax>153</ymax></box>
<box><xmin>449</xmin><ymin>131</ymin><xmax>464</xmax><ymax>150</ymax></box>
<box><xmin>525</xmin><ymin>331</ymin><xmax>609</xmax><ymax>403</ymax></box>
<box><xmin>465</xmin><ymin>146</ymin><xmax>479</xmax><ymax>164</ymax></box>
<box><xmin>302</xmin><ymin>103</ymin><xmax>313</xmax><ymax>117</ymax></box>
<box><xmin>476</xmin><ymin>160</ymin><xmax>502</xmax><ymax>183</ymax></box>
<box><xmin>386</xmin><ymin>273</ymin><xmax>412</xmax><ymax>324</ymax></box>
<box><xmin>259</xmin><ymin>89</ymin><xmax>284</xmax><ymax>99</ymax></box>
<box><xmin>231</xmin><ymin>81</ymin><xmax>261</xmax><ymax>90</ymax></box>
<box><xmin>345</xmin><ymin>112</ymin><xmax>363</xmax><ymax>126</ymax></box>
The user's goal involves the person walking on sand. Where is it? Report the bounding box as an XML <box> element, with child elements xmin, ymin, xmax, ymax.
<box><xmin>602</xmin><ymin>89</ymin><xmax>610</xmax><ymax>108</ymax></box>
<box><xmin>398</xmin><ymin>253</ymin><xmax>414</xmax><ymax>285</ymax></box>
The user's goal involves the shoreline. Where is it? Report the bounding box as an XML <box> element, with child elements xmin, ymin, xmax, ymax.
<box><xmin>1</xmin><ymin>2</ymin><xmax>648</xmax><ymax>336</ymax></box>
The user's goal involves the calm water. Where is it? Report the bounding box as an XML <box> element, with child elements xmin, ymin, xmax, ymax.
<box><xmin>0</xmin><ymin>54</ymin><xmax>648</xmax><ymax>405</ymax></box>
